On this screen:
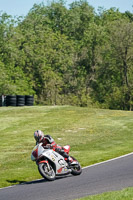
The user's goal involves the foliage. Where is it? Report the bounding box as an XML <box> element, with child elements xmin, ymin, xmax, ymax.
<box><xmin>0</xmin><ymin>1</ymin><xmax>133</xmax><ymax>109</ymax></box>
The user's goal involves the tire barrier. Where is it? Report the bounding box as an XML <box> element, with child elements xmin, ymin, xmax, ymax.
<box><xmin>17</xmin><ymin>95</ymin><xmax>25</xmax><ymax>106</ymax></box>
<box><xmin>25</xmin><ymin>95</ymin><xmax>34</xmax><ymax>106</ymax></box>
<box><xmin>0</xmin><ymin>95</ymin><xmax>34</xmax><ymax>107</ymax></box>
<box><xmin>0</xmin><ymin>96</ymin><xmax>2</xmax><ymax>106</ymax></box>
<box><xmin>6</xmin><ymin>95</ymin><xmax>17</xmax><ymax>106</ymax></box>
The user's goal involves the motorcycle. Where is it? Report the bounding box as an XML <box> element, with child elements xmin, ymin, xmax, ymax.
<box><xmin>31</xmin><ymin>143</ymin><xmax>82</xmax><ymax>181</ymax></box>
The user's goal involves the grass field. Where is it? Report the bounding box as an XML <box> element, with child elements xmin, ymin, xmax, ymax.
<box><xmin>76</xmin><ymin>187</ymin><xmax>133</xmax><ymax>200</ymax></box>
<box><xmin>0</xmin><ymin>105</ymin><xmax>133</xmax><ymax>190</ymax></box>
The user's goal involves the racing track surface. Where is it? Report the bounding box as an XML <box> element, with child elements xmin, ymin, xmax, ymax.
<box><xmin>0</xmin><ymin>153</ymin><xmax>133</xmax><ymax>200</ymax></box>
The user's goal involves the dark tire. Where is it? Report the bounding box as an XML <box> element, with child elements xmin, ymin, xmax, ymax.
<box><xmin>0</xmin><ymin>96</ymin><xmax>2</xmax><ymax>106</ymax></box>
<box><xmin>71</xmin><ymin>163</ymin><xmax>82</xmax><ymax>175</ymax></box>
<box><xmin>70</xmin><ymin>156</ymin><xmax>82</xmax><ymax>176</ymax></box>
<box><xmin>25</xmin><ymin>95</ymin><xmax>34</xmax><ymax>106</ymax></box>
<box><xmin>6</xmin><ymin>95</ymin><xmax>17</xmax><ymax>106</ymax></box>
<box><xmin>17</xmin><ymin>95</ymin><xmax>25</xmax><ymax>106</ymax></box>
<box><xmin>38</xmin><ymin>163</ymin><xmax>56</xmax><ymax>181</ymax></box>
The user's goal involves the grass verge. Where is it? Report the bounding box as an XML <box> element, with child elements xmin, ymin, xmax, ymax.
<box><xmin>76</xmin><ymin>187</ymin><xmax>133</xmax><ymax>200</ymax></box>
<box><xmin>0</xmin><ymin>105</ymin><xmax>133</xmax><ymax>188</ymax></box>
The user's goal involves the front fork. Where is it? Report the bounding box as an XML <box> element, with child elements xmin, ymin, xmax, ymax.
<box><xmin>37</xmin><ymin>160</ymin><xmax>51</xmax><ymax>171</ymax></box>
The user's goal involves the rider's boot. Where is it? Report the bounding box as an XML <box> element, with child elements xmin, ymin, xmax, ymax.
<box><xmin>67</xmin><ymin>156</ymin><xmax>76</xmax><ymax>165</ymax></box>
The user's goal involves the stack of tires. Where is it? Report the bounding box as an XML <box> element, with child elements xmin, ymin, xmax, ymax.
<box><xmin>25</xmin><ymin>95</ymin><xmax>34</xmax><ymax>106</ymax></box>
<box><xmin>0</xmin><ymin>96</ymin><xmax>2</xmax><ymax>106</ymax></box>
<box><xmin>17</xmin><ymin>95</ymin><xmax>25</xmax><ymax>106</ymax></box>
<box><xmin>1</xmin><ymin>95</ymin><xmax>34</xmax><ymax>107</ymax></box>
<box><xmin>6</xmin><ymin>95</ymin><xmax>17</xmax><ymax>106</ymax></box>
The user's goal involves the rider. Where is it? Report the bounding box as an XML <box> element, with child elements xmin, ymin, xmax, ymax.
<box><xmin>34</xmin><ymin>130</ymin><xmax>74</xmax><ymax>165</ymax></box>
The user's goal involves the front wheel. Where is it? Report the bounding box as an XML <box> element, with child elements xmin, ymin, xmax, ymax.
<box><xmin>38</xmin><ymin>162</ymin><xmax>56</xmax><ymax>181</ymax></box>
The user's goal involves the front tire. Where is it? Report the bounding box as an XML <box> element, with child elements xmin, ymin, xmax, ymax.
<box><xmin>38</xmin><ymin>163</ymin><xmax>56</xmax><ymax>181</ymax></box>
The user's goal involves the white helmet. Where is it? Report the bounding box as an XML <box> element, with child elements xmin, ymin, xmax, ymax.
<box><xmin>34</xmin><ymin>130</ymin><xmax>44</xmax><ymax>143</ymax></box>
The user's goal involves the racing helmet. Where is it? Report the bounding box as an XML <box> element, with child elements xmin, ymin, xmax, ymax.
<box><xmin>34</xmin><ymin>130</ymin><xmax>44</xmax><ymax>143</ymax></box>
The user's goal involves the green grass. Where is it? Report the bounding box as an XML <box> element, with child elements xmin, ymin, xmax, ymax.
<box><xmin>76</xmin><ymin>187</ymin><xmax>133</xmax><ymax>200</ymax></box>
<box><xmin>0</xmin><ymin>105</ymin><xmax>133</xmax><ymax>189</ymax></box>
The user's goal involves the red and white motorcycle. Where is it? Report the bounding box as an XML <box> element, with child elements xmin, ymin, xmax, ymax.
<box><xmin>31</xmin><ymin>143</ymin><xmax>82</xmax><ymax>181</ymax></box>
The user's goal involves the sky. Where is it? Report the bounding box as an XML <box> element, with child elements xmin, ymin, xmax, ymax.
<box><xmin>0</xmin><ymin>0</ymin><xmax>133</xmax><ymax>17</ymax></box>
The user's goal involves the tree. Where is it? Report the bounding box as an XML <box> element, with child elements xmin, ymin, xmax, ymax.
<box><xmin>109</xmin><ymin>19</ymin><xmax>133</xmax><ymax>110</ymax></box>
<box><xmin>91</xmin><ymin>18</ymin><xmax>133</xmax><ymax>110</ymax></box>
<box><xmin>68</xmin><ymin>0</ymin><xmax>95</xmax><ymax>40</ymax></box>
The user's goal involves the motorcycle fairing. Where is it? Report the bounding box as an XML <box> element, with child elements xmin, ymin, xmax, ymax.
<box><xmin>31</xmin><ymin>144</ymin><xmax>70</xmax><ymax>175</ymax></box>
<box><xmin>31</xmin><ymin>144</ymin><xmax>44</xmax><ymax>161</ymax></box>
<box><xmin>43</xmin><ymin>150</ymin><xmax>70</xmax><ymax>175</ymax></box>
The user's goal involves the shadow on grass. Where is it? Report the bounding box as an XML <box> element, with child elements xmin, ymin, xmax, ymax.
<box><xmin>6</xmin><ymin>179</ymin><xmax>47</xmax><ymax>185</ymax></box>
<box><xmin>6</xmin><ymin>174</ymin><xmax>72</xmax><ymax>186</ymax></box>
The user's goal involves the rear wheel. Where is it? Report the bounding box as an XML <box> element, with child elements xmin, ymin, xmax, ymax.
<box><xmin>71</xmin><ymin>163</ymin><xmax>82</xmax><ymax>175</ymax></box>
<box><xmin>70</xmin><ymin>156</ymin><xmax>82</xmax><ymax>175</ymax></box>
<box><xmin>38</xmin><ymin>163</ymin><xmax>56</xmax><ymax>181</ymax></box>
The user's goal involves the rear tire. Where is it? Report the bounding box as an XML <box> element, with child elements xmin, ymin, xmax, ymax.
<box><xmin>70</xmin><ymin>156</ymin><xmax>82</xmax><ymax>176</ymax></box>
<box><xmin>71</xmin><ymin>163</ymin><xmax>82</xmax><ymax>175</ymax></box>
<box><xmin>38</xmin><ymin>163</ymin><xmax>56</xmax><ymax>181</ymax></box>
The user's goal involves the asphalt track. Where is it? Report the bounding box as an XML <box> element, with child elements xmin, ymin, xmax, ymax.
<box><xmin>0</xmin><ymin>152</ymin><xmax>133</xmax><ymax>200</ymax></box>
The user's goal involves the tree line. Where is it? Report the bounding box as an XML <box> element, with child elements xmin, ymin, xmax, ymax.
<box><xmin>0</xmin><ymin>0</ymin><xmax>133</xmax><ymax>110</ymax></box>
